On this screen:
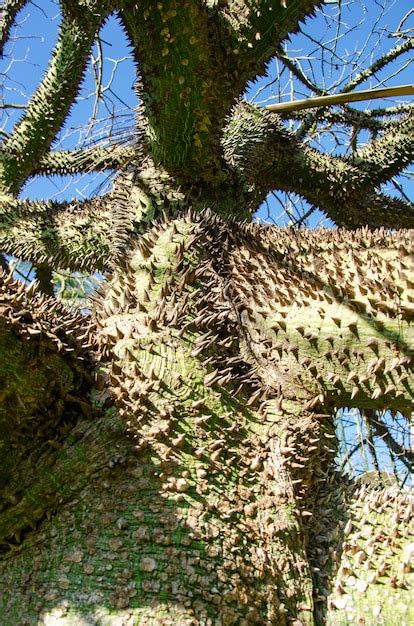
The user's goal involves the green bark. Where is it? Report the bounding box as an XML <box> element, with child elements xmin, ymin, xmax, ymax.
<box><xmin>119</xmin><ymin>0</ymin><xmax>323</xmax><ymax>181</ymax></box>
<box><xmin>1</xmin><ymin>1</ymin><xmax>414</xmax><ymax>623</ymax></box>
<box><xmin>1</xmin><ymin>211</ymin><xmax>413</xmax><ymax>624</ymax></box>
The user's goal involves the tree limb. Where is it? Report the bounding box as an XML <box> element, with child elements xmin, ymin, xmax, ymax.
<box><xmin>275</xmin><ymin>43</ymin><xmax>324</xmax><ymax>95</ymax></box>
<box><xmin>326</xmin><ymin>192</ymin><xmax>414</xmax><ymax>230</ymax></box>
<box><xmin>350</xmin><ymin>111</ymin><xmax>414</xmax><ymax>185</ymax></box>
<box><xmin>0</xmin><ymin>193</ymin><xmax>113</xmax><ymax>272</ymax></box>
<box><xmin>364</xmin><ymin>409</ymin><xmax>414</xmax><ymax>471</ymax></box>
<box><xmin>119</xmin><ymin>1</ymin><xmax>229</xmax><ymax>180</ymax></box>
<box><xmin>118</xmin><ymin>1</ymin><xmax>323</xmax><ymax>181</ymax></box>
<box><xmin>283</xmin><ymin>102</ymin><xmax>414</xmax><ymax>132</ymax></box>
<box><xmin>219</xmin><ymin>0</ymin><xmax>324</xmax><ymax>88</ymax></box>
<box><xmin>223</xmin><ymin>103</ymin><xmax>414</xmax><ymax>227</ymax></box>
<box><xmin>0</xmin><ymin>3</ymin><xmax>110</xmax><ymax>193</ymax></box>
<box><xmin>0</xmin><ymin>168</ymin><xmax>176</xmax><ymax>272</ymax></box>
<box><xmin>32</xmin><ymin>144</ymin><xmax>138</xmax><ymax>177</ymax></box>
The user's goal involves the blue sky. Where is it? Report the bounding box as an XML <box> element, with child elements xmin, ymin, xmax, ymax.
<box><xmin>1</xmin><ymin>0</ymin><xmax>413</xmax><ymax>227</ymax></box>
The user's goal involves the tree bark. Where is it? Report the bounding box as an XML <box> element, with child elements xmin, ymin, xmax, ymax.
<box><xmin>1</xmin><ymin>203</ymin><xmax>413</xmax><ymax>625</ymax></box>
<box><xmin>2</xmin><ymin>1</ymin><xmax>414</xmax><ymax>623</ymax></box>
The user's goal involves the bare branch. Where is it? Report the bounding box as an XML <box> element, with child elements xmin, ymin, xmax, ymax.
<box><xmin>364</xmin><ymin>409</ymin><xmax>414</xmax><ymax>471</ymax></box>
<box><xmin>343</xmin><ymin>36</ymin><xmax>414</xmax><ymax>93</ymax></box>
<box><xmin>275</xmin><ymin>43</ymin><xmax>323</xmax><ymax>94</ymax></box>
<box><xmin>0</xmin><ymin>102</ymin><xmax>27</xmax><ymax>109</ymax></box>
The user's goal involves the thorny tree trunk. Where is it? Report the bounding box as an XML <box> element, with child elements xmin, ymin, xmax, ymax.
<box><xmin>1</xmin><ymin>1</ymin><xmax>414</xmax><ymax>624</ymax></box>
<box><xmin>1</xmin><ymin>183</ymin><xmax>413</xmax><ymax>625</ymax></box>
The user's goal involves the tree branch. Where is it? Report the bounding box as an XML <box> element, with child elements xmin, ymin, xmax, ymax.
<box><xmin>0</xmin><ymin>167</ymin><xmax>176</xmax><ymax>272</ymax></box>
<box><xmin>364</xmin><ymin>409</ymin><xmax>414</xmax><ymax>471</ymax></box>
<box><xmin>223</xmin><ymin>103</ymin><xmax>414</xmax><ymax>228</ymax></box>
<box><xmin>0</xmin><ymin>193</ymin><xmax>113</xmax><ymax>272</ymax></box>
<box><xmin>0</xmin><ymin>3</ymin><xmax>110</xmax><ymax>193</ymax></box>
<box><xmin>275</xmin><ymin>43</ymin><xmax>324</xmax><ymax>95</ymax></box>
<box><xmin>326</xmin><ymin>191</ymin><xmax>414</xmax><ymax>230</ymax></box>
<box><xmin>242</xmin><ymin>224</ymin><xmax>414</xmax><ymax>413</ymax></box>
<box><xmin>118</xmin><ymin>1</ymin><xmax>323</xmax><ymax>181</ymax></box>
<box><xmin>119</xmin><ymin>1</ymin><xmax>229</xmax><ymax>180</ymax></box>
<box><xmin>350</xmin><ymin>111</ymin><xmax>414</xmax><ymax>185</ymax></box>
<box><xmin>282</xmin><ymin>102</ymin><xmax>414</xmax><ymax>132</ymax></box>
<box><xmin>342</xmin><ymin>36</ymin><xmax>414</xmax><ymax>93</ymax></box>
<box><xmin>0</xmin><ymin>0</ymin><xmax>28</xmax><ymax>56</ymax></box>
<box><xmin>219</xmin><ymin>0</ymin><xmax>324</xmax><ymax>88</ymax></box>
<box><xmin>190</xmin><ymin>211</ymin><xmax>414</xmax><ymax>416</ymax></box>
<box><xmin>32</xmin><ymin>144</ymin><xmax>138</xmax><ymax>177</ymax></box>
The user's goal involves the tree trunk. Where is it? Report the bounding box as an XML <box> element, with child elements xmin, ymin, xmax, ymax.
<box><xmin>1</xmin><ymin>192</ymin><xmax>413</xmax><ymax>625</ymax></box>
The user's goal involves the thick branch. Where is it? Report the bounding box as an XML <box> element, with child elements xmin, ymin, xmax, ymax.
<box><xmin>119</xmin><ymin>2</ymin><xmax>230</xmax><ymax>179</ymax></box>
<box><xmin>0</xmin><ymin>167</ymin><xmax>179</xmax><ymax>272</ymax></box>
<box><xmin>118</xmin><ymin>1</ymin><xmax>323</xmax><ymax>181</ymax></box>
<box><xmin>0</xmin><ymin>193</ymin><xmax>113</xmax><ymax>272</ymax></box>
<box><xmin>0</xmin><ymin>5</ymin><xmax>109</xmax><ymax>193</ymax></box>
<box><xmin>0</xmin><ymin>0</ymin><xmax>28</xmax><ymax>56</ymax></box>
<box><xmin>226</xmin><ymin>221</ymin><xmax>414</xmax><ymax>414</ymax></box>
<box><xmin>223</xmin><ymin>104</ymin><xmax>414</xmax><ymax>228</ymax></box>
